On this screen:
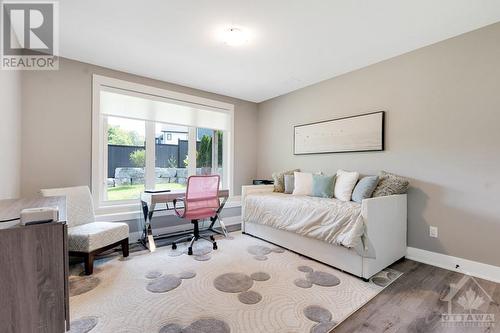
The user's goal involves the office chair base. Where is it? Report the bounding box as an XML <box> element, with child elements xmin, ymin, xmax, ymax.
<box><xmin>172</xmin><ymin>219</ymin><xmax>219</xmax><ymax>255</ymax></box>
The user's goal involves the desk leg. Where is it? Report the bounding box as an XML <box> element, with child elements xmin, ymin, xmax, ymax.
<box><xmin>140</xmin><ymin>200</ymin><xmax>157</xmax><ymax>252</ymax></box>
<box><xmin>208</xmin><ymin>196</ymin><xmax>228</xmax><ymax>237</ymax></box>
<box><xmin>147</xmin><ymin>210</ymin><xmax>156</xmax><ymax>252</ymax></box>
<box><xmin>218</xmin><ymin>218</ymin><xmax>228</xmax><ymax>237</ymax></box>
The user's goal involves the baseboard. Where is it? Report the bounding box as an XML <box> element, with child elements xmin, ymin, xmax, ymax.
<box><xmin>406</xmin><ymin>247</ymin><xmax>500</xmax><ymax>283</ymax></box>
<box><xmin>129</xmin><ymin>216</ymin><xmax>241</xmax><ymax>242</ymax></box>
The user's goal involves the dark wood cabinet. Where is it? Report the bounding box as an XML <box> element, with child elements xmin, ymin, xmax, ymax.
<box><xmin>0</xmin><ymin>198</ymin><xmax>69</xmax><ymax>333</ymax></box>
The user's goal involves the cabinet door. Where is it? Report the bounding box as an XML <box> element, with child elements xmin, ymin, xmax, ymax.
<box><xmin>0</xmin><ymin>223</ymin><xmax>66</xmax><ymax>333</ymax></box>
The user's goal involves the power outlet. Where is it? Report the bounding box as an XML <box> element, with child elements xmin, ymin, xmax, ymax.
<box><xmin>429</xmin><ymin>226</ymin><xmax>438</xmax><ymax>238</ymax></box>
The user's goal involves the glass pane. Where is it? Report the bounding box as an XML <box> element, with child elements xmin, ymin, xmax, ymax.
<box><xmin>196</xmin><ymin>128</ymin><xmax>213</xmax><ymax>176</ymax></box>
<box><xmin>196</xmin><ymin>128</ymin><xmax>224</xmax><ymax>187</ymax></box>
<box><xmin>215</xmin><ymin>130</ymin><xmax>224</xmax><ymax>185</ymax></box>
<box><xmin>106</xmin><ymin>116</ymin><xmax>146</xmax><ymax>201</ymax></box>
<box><xmin>213</xmin><ymin>131</ymin><xmax>227</xmax><ymax>188</ymax></box>
<box><xmin>155</xmin><ymin>123</ymin><xmax>188</xmax><ymax>191</ymax></box>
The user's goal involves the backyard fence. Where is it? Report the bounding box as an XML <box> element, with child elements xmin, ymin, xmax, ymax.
<box><xmin>108</xmin><ymin>140</ymin><xmax>200</xmax><ymax>178</ymax></box>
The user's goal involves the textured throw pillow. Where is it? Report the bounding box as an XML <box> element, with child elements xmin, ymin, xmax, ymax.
<box><xmin>352</xmin><ymin>176</ymin><xmax>379</xmax><ymax>203</ymax></box>
<box><xmin>272</xmin><ymin>169</ymin><xmax>299</xmax><ymax>192</ymax></box>
<box><xmin>372</xmin><ymin>171</ymin><xmax>409</xmax><ymax>197</ymax></box>
<box><xmin>334</xmin><ymin>169</ymin><xmax>360</xmax><ymax>201</ymax></box>
<box><xmin>311</xmin><ymin>174</ymin><xmax>335</xmax><ymax>198</ymax></box>
<box><xmin>292</xmin><ymin>172</ymin><xmax>313</xmax><ymax>195</ymax></box>
<box><xmin>284</xmin><ymin>174</ymin><xmax>295</xmax><ymax>194</ymax></box>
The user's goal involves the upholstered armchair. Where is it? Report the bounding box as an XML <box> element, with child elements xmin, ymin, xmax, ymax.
<box><xmin>41</xmin><ymin>186</ymin><xmax>129</xmax><ymax>275</ymax></box>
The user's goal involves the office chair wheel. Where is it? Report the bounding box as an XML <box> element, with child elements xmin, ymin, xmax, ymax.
<box><xmin>171</xmin><ymin>243</ymin><xmax>177</xmax><ymax>250</ymax></box>
<box><xmin>213</xmin><ymin>242</ymin><xmax>218</xmax><ymax>250</ymax></box>
<box><xmin>188</xmin><ymin>247</ymin><xmax>193</xmax><ymax>255</ymax></box>
<box><xmin>210</xmin><ymin>235</ymin><xmax>215</xmax><ymax>241</ymax></box>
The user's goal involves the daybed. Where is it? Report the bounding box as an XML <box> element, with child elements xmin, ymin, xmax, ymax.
<box><xmin>241</xmin><ymin>184</ymin><xmax>407</xmax><ymax>280</ymax></box>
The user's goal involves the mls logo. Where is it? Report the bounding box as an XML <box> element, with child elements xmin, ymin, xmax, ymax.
<box><xmin>441</xmin><ymin>275</ymin><xmax>496</xmax><ymax>328</ymax></box>
<box><xmin>1</xmin><ymin>1</ymin><xmax>59</xmax><ymax>70</ymax></box>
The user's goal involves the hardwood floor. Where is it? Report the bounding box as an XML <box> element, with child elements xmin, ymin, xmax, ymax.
<box><xmin>334</xmin><ymin>259</ymin><xmax>500</xmax><ymax>332</ymax></box>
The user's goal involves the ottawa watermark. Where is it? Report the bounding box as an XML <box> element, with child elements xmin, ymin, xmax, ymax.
<box><xmin>441</xmin><ymin>275</ymin><xmax>495</xmax><ymax>328</ymax></box>
<box><xmin>1</xmin><ymin>0</ymin><xmax>59</xmax><ymax>70</ymax></box>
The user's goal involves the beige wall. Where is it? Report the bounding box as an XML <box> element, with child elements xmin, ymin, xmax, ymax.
<box><xmin>21</xmin><ymin>57</ymin><xmax>258</xmax><ymax>196</ymax></box>
<box><xmin>257</xmin><ymin>23</ymin><xmax>500</xmax><ymax>266</ymax></box>
<box><xmin>0</xmin><ymin>70</ymin><xmax>21</xmax><ymax>199</ymax></box>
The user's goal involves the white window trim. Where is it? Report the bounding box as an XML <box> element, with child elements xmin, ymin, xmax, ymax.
<box><xmin>92</xmin><ymin>74</ymin><xmax>235</xmax><ymax>215</ymax></box>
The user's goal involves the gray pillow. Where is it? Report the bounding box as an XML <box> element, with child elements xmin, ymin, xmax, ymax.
<box><xmin>272</xmin><ymin>169</ymin><xmax>299</xmax><ymax>192</ymax></box>
<box><xmin>372</xmin><ymin>171</ymin><xmax>409</xmax><ymax>197</ymax></box>
<box><xmin>352</xmin><ymin>176</ymin><xmax>379</xmax><ymax>203</ymax></box>
<box><xmin>311</xmin><ymin>174</ymin><xmax>335</xmax><ymax>198</ymax></box>
<box><xmin>284</xmin><ymin>174</ymin><xmax>295</xmax><ymax>194</ymax></box>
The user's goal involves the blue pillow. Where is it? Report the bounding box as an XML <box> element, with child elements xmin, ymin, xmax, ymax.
<box><xmin>311</xmin><ymin>175</ymin><xmax>335</xmax><ymax>198</ymax></box>
<box><xmin>352</xmin><ymin>176</ymin><xmax>379</xmax><ymax>203</ymax></box>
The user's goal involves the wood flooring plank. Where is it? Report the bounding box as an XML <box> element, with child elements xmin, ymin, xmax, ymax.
<box><xmin>334</xmin><ymin>260</ymin><xmax>500</xmax><ymax>333</ymax></box>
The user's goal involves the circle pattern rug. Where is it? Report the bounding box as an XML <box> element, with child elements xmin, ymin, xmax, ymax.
<box><xmin>69</xmin><ymin>232</ymin><xmax>401</xmax><ymax>332</ymax></box>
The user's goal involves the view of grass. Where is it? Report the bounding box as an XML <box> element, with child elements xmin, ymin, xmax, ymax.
<box><xmin>107</xmin><ymin>183</ymin><xmax>186</xmax><ymax>201</ymax></box>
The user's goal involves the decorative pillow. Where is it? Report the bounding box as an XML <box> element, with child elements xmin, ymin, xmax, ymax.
<box><xmin>352</xmin><ymin>176</ymin><xmax>379</xmax><ymax>203</ymax></box>
<box><xmin>292</xmin><ymin>172</ymin><xmax>313</xmax><ymax>195</ymax></box>
<box><xmin>334</xmin><ymin>169</ymin><xmax>359</xmax><ymax>201</ymax></box>
<box><xmin>284</xmin><ymin>174</ymin><xmax>295</xmax><ymax>194</ymax></box>
<box><xmin>372</xmin><ymin>171</ymin><xmax>409</xmax><ymax>197</ymax></box>
<box><xmin>311</xmin><ymin>175</ymin><xmax>335</xmax><ymax>198</ymax></box>
<box><xmin>272</xmin><ymin>169</ymin><xmax>299</xmax><ymax>192</ymax></box>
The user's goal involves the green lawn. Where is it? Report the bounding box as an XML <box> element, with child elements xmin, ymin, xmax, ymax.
<box><xmin>107</xmin><ymin>183</ymin><xmax>186</xmax><ymax>201</ymax></box>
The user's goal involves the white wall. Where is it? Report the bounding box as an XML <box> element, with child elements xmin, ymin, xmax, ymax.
<box><xmin>257</xmin><ymin>23</ymin><xmax>500</xmax><ymax>267</ymax></box>
<box><xmin>0</xmin><ymin>71</ymin><xmax>21</xmax><ymax>199</ymax></box>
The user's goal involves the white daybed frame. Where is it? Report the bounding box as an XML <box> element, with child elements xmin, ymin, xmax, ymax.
<box><xmin>241</xmin><ymin>185</ymin><xmax>407</xmax><ymax>280</ymax></box>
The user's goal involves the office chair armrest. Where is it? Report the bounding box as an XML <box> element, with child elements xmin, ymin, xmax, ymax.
<box><xmin>173</xmin><ymin>197</ymin><xmax>186</xmax><ymax>217</ymax></box>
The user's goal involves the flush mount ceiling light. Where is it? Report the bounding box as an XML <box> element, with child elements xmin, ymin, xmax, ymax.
<box><xmin>220</xmin><ymin>27</ymin><xmax>249</xmax><ymax>46</ymax></box>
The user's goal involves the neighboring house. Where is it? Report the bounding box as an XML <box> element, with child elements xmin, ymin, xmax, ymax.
<box><xmin>156</xmin><ymin>127</ymin><xmax>214</xmax><ymax>145</ymax></box>
<box><xmin>157</xmin><ymin>130</ymin><xmax>188</xmax><ymax>145</ymax></box>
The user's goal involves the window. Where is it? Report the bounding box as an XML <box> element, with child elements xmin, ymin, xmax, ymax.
<box><xmin>92</xmin><ymin>75</ymin><xmax>234</xmax><ymax>211</ymax></box>
<box><xmin>196</xmin><ymin>128</ymin><xmax>224</xmax><ymax>182</ymax></box>
<box><xmin>155</xmin><ymin>124</ymin><xmax>189</xmax><ymax>191</ymax></box>
<box><xmin>106</xmin><ymin>117</ymin><xmax>145</xmax><ymax>201</ymax></box>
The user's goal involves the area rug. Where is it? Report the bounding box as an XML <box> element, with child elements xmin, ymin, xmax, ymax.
<box><xmin>69</xmin><ymin>232</ymin><xmax>401</xmax><ymax>333</ymax></box>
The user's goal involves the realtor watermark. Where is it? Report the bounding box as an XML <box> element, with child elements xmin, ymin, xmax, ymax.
<box><xmin>1</xmin><ymin>0</ymin><xmax>59</xmax><ymax>70</ymax></box>
<box><xmin>441</xmin><ymin>275</ymin><xmax>495</xmax><ymax>328</ymax></box>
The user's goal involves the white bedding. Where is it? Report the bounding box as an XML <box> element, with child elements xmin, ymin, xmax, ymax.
<box><xmin>243</xmin><ymin>193</ymin><xmax>366</xmax><ymax>250</ymax></box>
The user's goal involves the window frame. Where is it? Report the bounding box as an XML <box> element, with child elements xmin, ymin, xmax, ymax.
<box><xmin>92</xmin><ymin>74</ymin><xmax>235</xmax><ymax>214</ymax></box>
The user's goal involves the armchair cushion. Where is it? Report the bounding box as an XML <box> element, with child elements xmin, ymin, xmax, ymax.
<box><xmin>68</xmin><ymin>222</ymin><xmax>129</xmax><ymax>253</ymax></box>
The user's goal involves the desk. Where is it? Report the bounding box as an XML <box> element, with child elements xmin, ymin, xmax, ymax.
<box><xmin>140</xmin><ymin>189</ymin><xmax>229</xmax><ymax>252</ymax></box>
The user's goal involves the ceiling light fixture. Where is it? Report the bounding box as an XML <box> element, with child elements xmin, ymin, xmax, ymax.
<box><xmin>220</xmin><ymin>27</ymin><xmax>249</xmax><ymax>46</ymax></box>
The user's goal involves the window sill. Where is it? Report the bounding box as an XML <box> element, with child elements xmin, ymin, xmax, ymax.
<box><xmin>95</xmin><ymin>195</ymin><xmax>242</xmax><ymax>222</ymax></box>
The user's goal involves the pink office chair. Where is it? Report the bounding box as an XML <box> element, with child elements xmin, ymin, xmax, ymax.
<box><xmin>172</xmin><ymin>175</ymin><xmax>220</xmax><ymax>255</ymax></box>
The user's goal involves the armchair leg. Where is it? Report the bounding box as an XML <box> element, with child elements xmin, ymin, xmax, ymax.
<box><xmin>84</xmin><ymin>254</ymin><xmax>94</xmax><ymax>275</ymax></box>
<box><xmin>121</xmin><ymin>238</ymin><xmax>129</xmax><ymax>257</ymax></box>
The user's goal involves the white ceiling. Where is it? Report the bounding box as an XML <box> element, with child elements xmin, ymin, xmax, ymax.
<box><xmin>60</xmin><ymin>0</ymin><xmax>500</xmax><ymax>103</ymax></box>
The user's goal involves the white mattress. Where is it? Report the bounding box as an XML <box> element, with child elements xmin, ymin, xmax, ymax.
<box><xmin>243</xmin><ymin>193</ymin><xmax>365</xmax><ymax>250</ymax></box>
